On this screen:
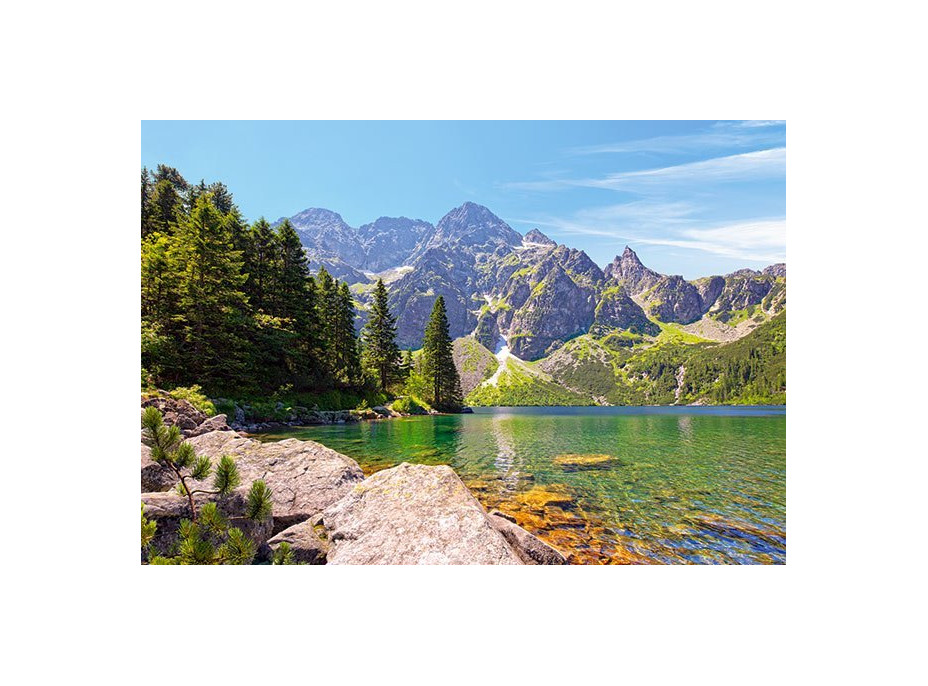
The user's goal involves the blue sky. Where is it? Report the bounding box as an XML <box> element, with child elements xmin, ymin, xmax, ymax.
<box><xmin>142</xmin><ymin>120</ymin><xmax>785</xmax><ymax>278</ymax></box>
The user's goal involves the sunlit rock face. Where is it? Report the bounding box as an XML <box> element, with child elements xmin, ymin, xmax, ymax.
<box><xmin>276</xmin><ymin>203</ymin><xmax>785</xmax><ymax>349</ymax></box>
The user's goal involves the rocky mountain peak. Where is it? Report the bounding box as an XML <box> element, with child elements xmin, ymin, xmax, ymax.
<box><xmin>432</xmin><ymin>202</ymin><xmax>522</xmax><ymax>248</ymax></box>
<box><xmin>604</xmin><ymin>245</ymin><xmax>661</xmax><ymax>294</ymax></box>
<box><xmin>621</xmin><ymin>245</ymin><xmax>642</xmax><ymax>263</ymax></box>
<box><xmin>524</xmin><ymin>228</ymin><xmax>556</xmax><ymax>246</ymax></box>
<box><xmin>287</xmin><ymin>207</ymin><xmax>351</xmax><ymax>230</ymax></box>
<box><xmin>763</xmin><ymin>263</ymin><xmax>786</xmax><ymax>278</ymax></box>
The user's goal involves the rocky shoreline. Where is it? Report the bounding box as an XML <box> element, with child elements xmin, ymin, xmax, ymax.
<box><xmin>141</xmin><ymin>397</ymin><xmax>566</xmax><ymax>565</ymax></box>
<box><xmin>140</xmin><ymin>392</ymin><xmax>450</xmax><ymax>437</ymax></box>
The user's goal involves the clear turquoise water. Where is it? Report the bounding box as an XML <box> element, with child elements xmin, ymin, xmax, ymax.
<box><xmin>258</xmin><ymin>406</ymin><xmax>786</xmax><ymax>564</ymax></box>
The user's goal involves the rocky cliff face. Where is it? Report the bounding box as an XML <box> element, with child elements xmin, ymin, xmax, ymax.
<box><xmin>275</xmin><ymin>208</ymin><xmax>435</xmax><ymax>281</ymax></box>
<box><xmin>604</xmin><ymin>245</ymin><xmax>662</xmax><ymax>295</ymax></box>
<box><xmin>523</xmin><ymin>228</ymin><xmax>556</xmax><ymax>246</ymax></box>
<box><xmin>275</xmin><ymin>202</ymin><xmax>785</xmax><ymax>354</ymax></box>
<box><xmin>507</xmin><ymin>263</ymin><xmax>597</xmax><ymax>359</ymax></box>
<box><xmin>357</xmin><ymin>216</ymin><xmax>434</xmax><ymax>271</ymax></box>
<box><xmin>593</xmin><ymin>286</ymin><xmax>659</xmax><ymax>335</ymax></box>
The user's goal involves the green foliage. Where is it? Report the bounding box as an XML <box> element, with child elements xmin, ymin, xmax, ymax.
<box><xmin>680</xmin><ymin>313</ymin><xmax>786</xmax><ymax>404</ymax></box>
<box><xmin>218</xmin><ymin>528</ymin><xmax>257</xmax><ymax>565</ymax></box>
<box><xmin>141</xmin><ymin>504</ymin><xmax>157</xmax><ymax>554</ymax></box>
<box><xmin>390</xmin><ymin>396</ymin><xmax>431</xmax><ymax>415</ymax></box>
<box><xmin>272</xmin><ymin>542</ymin><xmax>296</xmax><ymax>565</ymax></box>
<box><xmin>213</xmin><ymin>455</ymin><xmax>241</xmax><ymax>495</ymax></box>
<box><xmin>362</xmin><ymin>279</ymin><xmax>402</xmax><ymax>392</ymax></box>
<box><xmin>165</xmin><ymin>385</ymin><xmax>217</xmax><ymax>416</ymax></box>
<box><xmin>246</xmin><ymin>480</ymin><xmax>273</xmax><ymax>521</ymax></box>
<box><xmin>141</xmin><ymin>408</ymin><xmax>269</xmax><ymax>565</ymax></box>
<box><xmin>141</xmin><ymin>166</ymin><xmax>367</xmax><ymax>398</ymax></box>
<box><xmin>465</xmin><ymin>360</ymin><xmax>590</xmax><ymax>407</ymax></box>
<box><xmin>528</xmin><ymin>315</ymin><xmax>787</xmax><ymax>406</ymax></box>
<box><xmin>171</xmin><ymin>512</ymin><xmax>256</xmax><ymax>565</ymax></box>
<box><xmin>421</xmin><ymin>296</ymin><xmax>463</xmax><ymax>411</ymax></box>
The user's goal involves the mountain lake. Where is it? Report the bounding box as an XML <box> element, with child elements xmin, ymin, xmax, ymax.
<box><xmin>257</xmin><ymin>406</ymin><xmax>786</xmax><ymax>564</ymax></box>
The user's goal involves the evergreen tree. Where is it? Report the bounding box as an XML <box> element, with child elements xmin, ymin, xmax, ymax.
<box><xmin>333</xmin><ymin>282</ymin><xmax>361</xmax><ymax>385</ymax></box>
<box><xmin>277</xmin><ymin>220</ymin><xmax>312</xmax><ymax>321</ymax></box>
<box><xmin>141</xmin><ymin>167</ymin><xmax>154</xmax><ymax>237</ymax></box>
<box><xmin>207</xmin><ymin>181</ymin><xmax>234</xmax><ymax>214</ymax></box>
<box><xmin>362</xmin><ymin>279</ymin><xmax>402</xmax><ymax>391</ymax></box>
<box><xmin>171</xmin><ymin>193</ymin><xmax>252</xmax><ymax>391</ymax></box>
<box><xmin>421</xmin><ymin>296</ymin><xmax>462</xmax><ymax>410</ymax></box>
<box><xmin>401</xmin><ymin>348</ymin><xmax>414</xmax><ymax>379</ymax></box>
<box><xmin>316</xmin><ymin>266</ymin><xmax>339</xmax><ymax>381</ymax></box>
<box><xmin>154</xmin><ymin>164</ymin><xmax>189</xmax><ymax>191</ymax></box>
<box><xmin>277</xmin><ymin>220</ymin><xmax>321</xmax><ymax>384</ymax></box>
<box><xmin>147</xmin><ymin>179</ymin><xmax>183</xmax><ymax>235</ymax></box>
<box><xmin>141</xmin><ymin>232</ymin><xmax>177</xmax><ymax>329</ymax></box>
<box><xmin>141</xmin><ymin>407</ymin><xmax>273</xmax><ymax>565</ymax></box>
<box><xmin>243</xmin><ymin>218</ymin><xmax>279</xmax><ymax>313</ymax></box>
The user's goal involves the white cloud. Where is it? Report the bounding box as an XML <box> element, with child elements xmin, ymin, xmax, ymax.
<box><xmin>586</xmin><ymin>148</ymin><xmax>786</xmax><ymax>189</ymax></box>
<box><xmin>569</xmin><ymin>124</ymin><xmax>784</xmax><ymax>155</ymax></box>
<box><xmin>510</xmin><ymin>203</ymin><xmax>785</xmax><ymax>265</ymax></box>
<box><xmin>504</xmin><ymin>147</ymin><xmax>785</xmax><ymax>192</ymax></box>
<box><xmin>633</xmin><ymin>219</ymin><xmax>786</xmax><ymax>263</ymax></box>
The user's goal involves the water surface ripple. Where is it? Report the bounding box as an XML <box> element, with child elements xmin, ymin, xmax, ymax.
<box><xmin>257</xmin><ymin>406</ymin><xmax>786</xmax><ymax>564</ymax></box>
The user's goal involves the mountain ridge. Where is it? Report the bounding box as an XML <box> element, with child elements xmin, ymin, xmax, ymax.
<box><xmin>275</xmin><ymin>201</ymin><xmax>785</xmax><ymax>356</ymax></box>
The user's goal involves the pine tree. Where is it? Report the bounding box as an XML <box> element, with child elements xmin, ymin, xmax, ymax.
<box><xmin>334</xmin><ymin>282</ymin><xmax>361</xmax><ymax>385</ymax></box>
<box><xmin>141</xmin><ymin>167</ymin><xmax>154</xmax><ymax>238</ymax></box>
<box><xmin>141</xmin><ymin>407</ymin><xmax>273</xmax><ymax>565</ymax></box>
<box><xmin>207</xmin><ymin>181</ymin><xmax>234</xmax><ymax>214</ymax></box>
<box><xmin>154</xmin><ymin>164</ymin><xmax>189</xmax><ymax>191</ymax></box>
<box><xmin>277</xmin><ymin>220</ymin><xmax>321</xmax><ymax>384</ymax></box>
<box><xmin>141</xmin><ymin>232</ymin><xmax>178</xmax><ymax>329</ymax></box>
<box><xmin>362</xmin><ymin>279</ymin><xmax>402</xmax><ymax>391</ymax></box>
<box><xmin>243</xmin><ymin>218</ymin><xmax>280</xmax><ymax>313</ymax></box>
<box><xmin>171</xmin><ymin>193</ymin><xmax>252</xmax><ymax>391</ymax></box>
<box><xmin>422</xmin><ymin>296</ymin><xmax>462</xmax><ymax>410</ymax></box>
<box><xmin>277</xmin><ymin>220</ymin><xmax>312</xmax><ymax>321</ymax></box>
<box><xmin>316</xmin><ymin>267</ymin><xmax>339</xmax><ymax>382</ymax></box>
<box><xmin>401</xmin><ymin>348</ymin><xmax>414</xmax><ymax>379</ymax></box>
<box><xmin>147</xmin><ymin>179</ymin><xmax>183</xmax><ymax>235</ymax></box>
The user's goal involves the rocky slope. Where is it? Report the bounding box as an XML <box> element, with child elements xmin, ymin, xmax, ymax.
<box><xmin>277</xmin><ymin>200</ymin><xmax>785</xmax><ymax>364</ymax></box>
<box><xmin>141</xmin><ymin>426</ymin><xmax>566</xmax><ymax>565</ymax></box>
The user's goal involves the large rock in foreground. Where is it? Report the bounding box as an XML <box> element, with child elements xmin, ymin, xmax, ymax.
<box><xmin>322</xmin><ymin>462</ymin><xmax>525</xmax><ymax>565</ymax></box>
<box><xmin>183</xmin><ymin>431</ymin><xmax>365</xmax><ymax>530</ymax></box>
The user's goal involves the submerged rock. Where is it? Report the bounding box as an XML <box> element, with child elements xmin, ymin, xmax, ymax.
<box><xmin>487</xmin><ymin>511</ymin><xmax>567</xmax><ymax>565</ymax></box>
<box><xmin>322</xmin><ymin>462</ymin><xmax>524</xmax><ymax>565</ymax></box>
<box><xmin>553</xmin><ymin>453</ymin><xmax>616</xmax><ymax>470</ymax></box>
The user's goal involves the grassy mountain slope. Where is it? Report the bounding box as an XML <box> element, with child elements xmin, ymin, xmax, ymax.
<box><xmin>464</xmin><ymin>355</ymin><xmax>590</xmax><ymax>406</ymax></box>
<box><xmin>452</xmin><ymin>336</ymin><xmax>499</xmax><ymax>396</ymax></box>
<box><xmin>457</xmin><ymin>313</ymin><xmax>786</xmax><ymax>406</ymax></box>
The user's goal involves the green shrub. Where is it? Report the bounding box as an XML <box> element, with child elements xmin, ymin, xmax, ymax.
<box><xmin>213</xmin><ymin>398</ymin><xmax>238</xmax><ymax>417</ymax></box>
<box><xmin>167</xmin><ymin>385</ymin><xmax>217</xmax><ymax>416</ymax></box>
<box><xmin>390</xmin><ymin>396</ymin><xmax>430</xmax><ymax>415</ymax></box>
